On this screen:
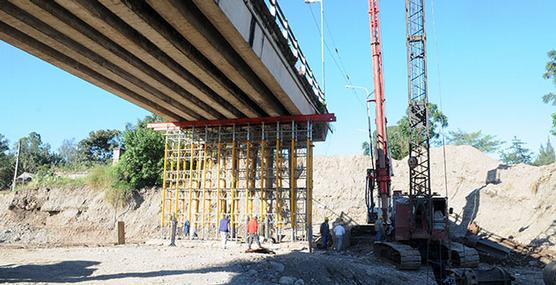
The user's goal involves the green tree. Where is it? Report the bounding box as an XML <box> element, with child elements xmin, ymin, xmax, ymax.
<box><xmin>0</xmin><ymin>134</ymin><xmax>14</xmax><ymax>189</ymax></box>
<box><xmin>58</xmin><ymin>138</ymin><xmax>81</xmax><ymax>166</ymax></box>
<box><xmin>448</xmin><ymin>129</ymin><xmax>504</xmax><ymax>153</ymax></box>
<box><xmin>386</xmin><ymin>121</ymin><xmax>410</xmax><ymax>160</ymax></box>
<box><xmin>366</xmin><ymin>103</ymin><xmax>446</xmax><ymax>160</ymax></box>
<box><xmin>500</xmin><ymin>137</ymin><xmax>533</xmax><ymax>165</ymax></box>
<box><xmin>427</xmin><ymin>103</ymin><xmax>449</xmax><ymax>144</ymax></box>
<box><xmin>542</xmin><ymin>50</ymin><xmax>556</xmax><ymax>135</ymax></box>
<box><xmin>17</xmin><ymin>132</ymin><xmax>57</xmax><ymax>173</ymax></box>
<box><xmin>533</xmin><ymin>138</ymin><xmax>555</xmax><ymax>166</ymax></box>
<box><xmin>115</xmin><ymin>115</ymin><xmax>164</xmax><ymax>189</ymax></box>
<box><xmin>78</xmin><ymin>129</ymin><xmax>121</xmax><ymax>163</ymax></box>
<box><xmin>361</xmin><ymin>141</ymin><xmax>370</xmax><ymax>156</ymax></box>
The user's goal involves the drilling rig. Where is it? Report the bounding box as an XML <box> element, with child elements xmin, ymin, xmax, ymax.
<box><xmin>357</xmin><ymin>0</ymin><xmax>518</xmax><ymax>283</ymax></box>
<box><xmin>365</xmin><ymin>0</ymin><xmax>480</xmax><ymax>270</ymax></box>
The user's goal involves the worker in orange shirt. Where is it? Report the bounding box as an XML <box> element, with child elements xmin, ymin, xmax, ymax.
<box><xmin>247</xmin><ymin>216</ymin><xmax>261</xmax><ymax>249</ymax></box>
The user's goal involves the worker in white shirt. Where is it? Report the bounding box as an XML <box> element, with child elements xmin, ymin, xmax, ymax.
<box><xmin>333</xmin><ymin>223</ymin><xmax>346</xmax><ymax>251</ymax></box>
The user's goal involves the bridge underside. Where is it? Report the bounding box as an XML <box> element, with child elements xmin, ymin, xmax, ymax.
<box><xmin>0</xmin><ymin>0</ymin><xmax>327</xmax><ymax>121</ymax></box>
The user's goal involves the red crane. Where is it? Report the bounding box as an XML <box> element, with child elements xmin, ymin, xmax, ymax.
<box><xmin>367</xmin><ymin>0</ymin><xmax>391</xmax><ymax>224</ymax></box>
<box><xmin>360</xmin><ymin>2</ymin><xmax>515</xmax><ymax>283</ymax></box>
<box><xmin>365</xmin><ymin>0</ymin><xmax>480</xmax><ymax>271</ymax></box>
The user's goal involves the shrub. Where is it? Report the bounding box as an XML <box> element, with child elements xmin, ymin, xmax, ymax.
<box><xmin>115</xmin><ymin>120</ymin><xmax>164</xmax><ymax>190</ymax></box>
<box><xmin>104</xmin><ymin>180</ymin><xmax>132</xmax><ymax>208</ymax></box>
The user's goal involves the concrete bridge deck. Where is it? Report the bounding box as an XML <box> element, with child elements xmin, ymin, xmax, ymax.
<box><xmin>0</xmin><ymin>0</ymin><xmax>327</xmax><ymax>121</ymax></box>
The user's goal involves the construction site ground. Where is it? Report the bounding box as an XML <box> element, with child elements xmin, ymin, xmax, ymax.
<box><xmin>0</xmin><ymin>240</ymin><xmax>544</xmax><ymax>285</ymax></box>
<box><xmin>0</xmin><ymin>145</ymin><xmax>554</xmax><ymax>284</ymax></box>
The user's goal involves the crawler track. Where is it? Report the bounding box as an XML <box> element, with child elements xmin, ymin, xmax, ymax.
<box><xmin>374</xmin><ymin>241</ymin><xmax>421</xmax><ymax>270</ymax></box>
<box><xmin>447</xmin><ymin>242</ymin><xmax>480</xmax><ymax>268</ymax></box>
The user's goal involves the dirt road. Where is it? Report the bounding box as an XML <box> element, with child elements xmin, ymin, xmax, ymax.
<box><xmin>0</xmin><ymin>240</ymin><xmax>544</xmax><ymax>285</ymax></box>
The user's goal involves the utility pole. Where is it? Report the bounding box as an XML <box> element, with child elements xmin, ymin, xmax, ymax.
<box><xmin>304</xmin><ymin>0</ymin><xmax>325</xmax><ymax>94</ymax></box>
<box><xmin>11</xmin><ymin>141</ymin><xmax>20</xmax><ymax>191</ymax></box>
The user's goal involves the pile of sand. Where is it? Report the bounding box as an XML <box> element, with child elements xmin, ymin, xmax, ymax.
<box><xmin>313</xmin><ymin>145</ymin><xmax>556</xmax><ymax>250</ymax></box>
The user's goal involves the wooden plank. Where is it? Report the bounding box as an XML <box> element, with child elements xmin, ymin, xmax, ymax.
<box><xmin>117</xmin><ymin>221</ymin><xmax>125</xmax><ymax>245</ymax></box>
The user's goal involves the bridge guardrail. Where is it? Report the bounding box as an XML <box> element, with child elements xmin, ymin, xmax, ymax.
<box><xmin>249</xmin><ymin>0</ymin><xmax>327</xmax><ymax>112</ymax></box>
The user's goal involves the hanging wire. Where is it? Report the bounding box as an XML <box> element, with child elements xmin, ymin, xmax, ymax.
<box><xmin>306</xmin><ymin>5</ymin><xmax>366</xmax><ymax>109</ymax></box>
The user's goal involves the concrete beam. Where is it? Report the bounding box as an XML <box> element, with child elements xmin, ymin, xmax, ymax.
<box><xmin>148</xmin><ymin>0</ymin><xmax>289</xmax><ymax>117</ymax></box>
<box><xmin>101</xmin><ymin>0</ymin><xmax>265</xmax><ymax>118</ymax></box>
<box><xmin>47</xmin><ymin>0</ymin><xmax>223</xmax><ymax>120</ymax></box>
<box><xmin>193</xmin><ymin>0</ymin><xmax>316</xmax><ymax>115</ymax></box>
<box><xmin>0</xmin><ymin>1</ymin><xmax>199</xmax><ymax>120</ymax></box>
<box><xmin>0</xmin><ymin>21</ymin><xmax>181</xmax><ymax>121</ymax></box>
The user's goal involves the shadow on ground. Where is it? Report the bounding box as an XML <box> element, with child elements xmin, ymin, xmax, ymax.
<box><xmin>0</xmin><ymin>250</ymin><xmax>425</xmax><ymax>285</ymax></box>
<box><xmin>0</xmin><ymin>260</ymin><xmax>193</xmax><ymax>283</ymax></box>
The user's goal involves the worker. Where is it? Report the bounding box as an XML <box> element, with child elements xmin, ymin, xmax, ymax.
<box><xmin>320</xmin><ymin>217</ymin><xmax>330</xmax><ymax>249</ymax></box>
<box><xmin>247</xmin><ymin>216</ymin><xmax>261</xmax><ymax>249</ymax></box>
<box><xmin>375</xmin><ymin>216</ymin><xmax>384</xmax><ymax>241</ymax></box>
<box><xmin>333</xmin><ymin>223</ymin><xmax>346</xmax><ymax>251</ymax></box>
<box><xmin>183</xmin><ymin>218</ymin><xmax>190</xmax><ymax>239</ymax></box>
<box><xmin>218</xmin><ymin>215</ymin><xmax>230</xmax><ymax>249</ymax></box>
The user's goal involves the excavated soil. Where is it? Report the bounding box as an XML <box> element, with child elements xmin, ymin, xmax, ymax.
<box><xmin>313</xmin><ymin>145</ymin><xmax>556</xmax><ymax>251</ymax></box>
<box><xmin>1</xmin><ymin>145</ymin><xmax>555</xmax><ymax>250</ymax></box>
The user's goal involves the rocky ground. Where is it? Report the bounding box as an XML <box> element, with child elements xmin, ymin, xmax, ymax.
<box><xmin>0</xmin><ymin>240</ymin><xmax>544</xmax><ymax>285</ymax></box>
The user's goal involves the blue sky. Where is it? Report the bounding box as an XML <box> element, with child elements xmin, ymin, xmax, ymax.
<box><xmin>1</xmin><ymin>1</ymin><xmax>555</xmax><ymax>158</ymax></box>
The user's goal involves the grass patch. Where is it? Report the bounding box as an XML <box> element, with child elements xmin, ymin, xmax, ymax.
<box><xmin>85</xmin><ymin>164</ymin><xmax>132</xmax><ymax>208</ymax></box>
<box><xmin>86</xmin><ymin>165</ymin><xmax>114</xmax><ymax>190</ymax></box>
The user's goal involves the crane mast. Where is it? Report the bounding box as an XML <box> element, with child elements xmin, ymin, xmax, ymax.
<box><xmin>368</xmin><ymin>0</ymin><xmax>391</xmax><ymax>220</ymax></box>
<box><xmin>406</xmin><ymin>0</ymin><xmax>431</xmax><ymax>197</ymax></box>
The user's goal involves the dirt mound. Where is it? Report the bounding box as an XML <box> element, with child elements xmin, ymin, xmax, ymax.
<box><xmin>313</xmin><ymin>145</ymin><xmax>556</xmax><ymax>251</ymax></box>
<box><xmin>0</xmin><ymin>187</ymin><xmax>161</xmax><ymax>245</ymax></box>
<box><xmin>1</xmin><ymin>144</ymin><xmax>555</xmax><ymax>251</ymax></box>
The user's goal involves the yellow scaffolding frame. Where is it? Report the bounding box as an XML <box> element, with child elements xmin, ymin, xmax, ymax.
<box><xmin>201</xmin><ymin>143</ymin><xmax>208</xmax><ymax>237</ymax></box>
<box><xmin>275</xmin><ymin>128</ymin><xmax>282</xmax><ymax>230</ymax></box>
<box><xmin>259</xmin><ymin>140</ymin><xmax>266</xmax><ymax>221</ymax></box>
<box><xmin>187</xmin><ymin>143</ymin><xmax>195</xmax><ymax>224</ymax></box>
<box><xmin>174</xmin><ymin>139</ymin><xmax>181</xmax><ymax>219</ymax></box>
<box><xmin>216</xmin><ymin>143</ymin><xmax>222</xmax><ymax>221</ymax></box>
<box><xmin>157</xmin><ymin>120</ymin><xmax>324</xmax><ymax>243</ymax></box>
<box><xmin>161</xmin><ymin>139</ymin><xmax>168</xmax><ymax>227</ymax></box>
<box><xmin>181</xmin><ymin>143</ymin><xmax>188</xmax><ymax>224</ymax></box>
<box><xmin>231</xmin><ymin>140</ymin><xmax>236</xmax><ymax>236</ymax></box>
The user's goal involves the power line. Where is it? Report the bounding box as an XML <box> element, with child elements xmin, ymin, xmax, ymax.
<box><xmin>306</xmin><ymin>5</ymin><xmax>364</xmax><ymax>107</ymax></box>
